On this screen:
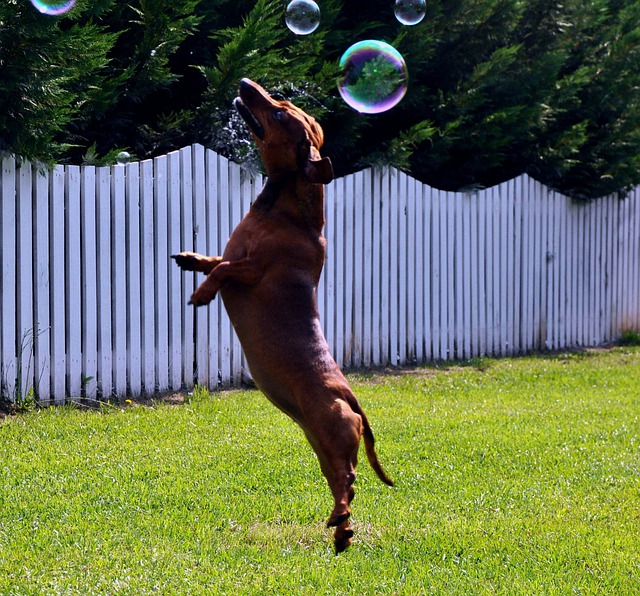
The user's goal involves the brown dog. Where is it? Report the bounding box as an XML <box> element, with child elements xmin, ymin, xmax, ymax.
<box><xmin>172</xmin><ymin>78</ymin><xmax>393</xmax><ymax>552</ymax></box>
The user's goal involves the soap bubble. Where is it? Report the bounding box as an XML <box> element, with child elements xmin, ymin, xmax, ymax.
<box><xmin>337</xmin><ymin>40</ymin><xmax>408</xmax><ymax>114</ymax></box>
<box><xmin>30</xmin><ymin>0</ymin><xmax>76</xmax><ymax>16</ymax></box>
<box><xmin>394</xmin><ymin>0</ymin><xmax>426</xmax><ymax>26</ymax></box>
<box><xmin>285</xmin><ymin>0</ymin><xmax>320</xmax><ymax>35</ymax></box>
<box><xmin>116</xmin><ymin>152</ymin><xmax>131</xmax><ymax>165</ymax></box>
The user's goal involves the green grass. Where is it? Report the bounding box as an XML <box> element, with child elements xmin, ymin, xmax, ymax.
<box><xmin>1</xmin><ymin>348</ymin><xmax>638</xmax><ymax>595</ymax></box>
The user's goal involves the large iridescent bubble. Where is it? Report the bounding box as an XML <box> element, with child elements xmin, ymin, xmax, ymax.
<box><xmin>30</xmin><ymin>0</ymin><xmax>76</xmax><ymax>16</ymax></box>
<box><xmin>337</xmin><ymin>40</ymin><xmax>408</xmax><ymax>114</ymax></box>
<box><xmin>394</xmin><ymin>0</ymin><xmax>426</xmax><ymax>26</ymax></box>
<box><xmin>285</xmin><ymin>0</ymin><xmax>321</xmax><ymax>35</ymax></box>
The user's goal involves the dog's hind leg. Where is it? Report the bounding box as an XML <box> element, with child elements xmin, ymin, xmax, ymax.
<box><xmin>307</xmin><ymin>442</ymin><xmax>357</xmax><ymax>553</ymax></box>
<box><xmin>303</xmin><ymin>403</ymin><xmax>363</xmax><ymax>552</ymax></box>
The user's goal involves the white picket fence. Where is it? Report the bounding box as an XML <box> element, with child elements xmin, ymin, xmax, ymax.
<box><xmin>1</xmin><ymin>144</ymin><xmax>639</xmax><ymax>403</ymax></box>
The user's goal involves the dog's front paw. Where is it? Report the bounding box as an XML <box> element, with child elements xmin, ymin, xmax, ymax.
<box><xmin>171</xmin><ymin>252</ymin><xmax>201</xmax><ymax>272</ymax></box>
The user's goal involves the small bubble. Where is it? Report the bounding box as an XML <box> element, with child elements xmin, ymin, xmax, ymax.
<box><xmin>285</xmin><ymin>0</ymin><xmax>320</xmax><ymax>35</ymax></box>
<box><xmin>116</xmin><ymin>152</ymin><xmax>131</xmax><ymax>165</ymax></box>
<box><xmin>394</xmin><ymin>0</ymin><xmax>426</xmax><ymax>26</ymax></box>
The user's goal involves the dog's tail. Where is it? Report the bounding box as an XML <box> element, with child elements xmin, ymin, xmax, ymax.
<box><xmin>345</xmin><ymin>393</ymin><xmax>394</xmax><ymax>487</ymax></box>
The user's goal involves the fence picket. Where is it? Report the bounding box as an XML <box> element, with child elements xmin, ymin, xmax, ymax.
<box><xmin>361</xmin><ymin>170</ymin><xmax>373</xmax><ymax>368</ymax></box>
<box><xmin>192</xmin><ymin>145</ymin><xmax>208</xmax><ymax>386</ymax></box>
<box><xmin>519</xmin><ymin>178</ymin><xmax>532</xmax><ymax>353</ymax></box>
<box><xmin>167</xmin><ymin>151</ymin><xmax>183</xmax><ymax>390</ymax></box>
<box><xmin>398</xmin><ymin>171</ymin><xmax>409</xmax><ymax>364</ymax></box>
<box><xmin>111</xmin><ymin>165</ymin><xmax>127</xmax><ymax>397</ymax></box>
<box><xmin>153</xmin><ymin>155</ymin><xmax>169</xmax><ymax>393</ymax></box>
<box><xmin>622</xmin><ymin>197</ymin><xmax>634</xmax><ymax>330</ymax></box>
<box><xmin>205</xmin><ymin>149</ymin><xmax>219</xmax><ymax>389</ymax></box>
<box><xmin>229</xmin><ymin>163</ymin><xmax>243</xmax><ymax>385</ymax></box>
<box><xmin>490</xmin><ymin>186</ymin><xmax>501</xmax><ymax>355</ymax></box>
<box><xmin>179</xmin><ymin>147</ymin><xmax>195</xmax><ymax>387</ymax></box>
<box><xmin>432</xmin><ymin>193</ymin><xmax>450</xmax><ymax>360</ymax></box>
<box><xmin>530</xmin><ymin>178</ymin><xmax>543</xmax><ymax>351</ymax></box>
<box><xmin>632</xmin><ymin>191</ymin><xmax>640</xmax><ymax>331</ymax></box>
<box><xmin>96</xmin><ymin>167</ymin><xmax>113</xmax><ymax>397</ymax></box>
<box><xmin>512</xmin><ymin>179</ymin><xmax>523</xmax><ymax>355</ymax></box>
<box><xmin>217</xmin><ymin>155</ymin><xmax>232</xmax><ymax>384</ymax></box>
<box><xmin>468</xmin><ymin>193</ymin><xmax>477</xmax><ymax>358</ymax></box>
<box><xmin>461</xmin><ymin>193</ymin><xmax>471</xmax><ymax>359</ymax></box>
<box><xmin>424</xmin><ymin>183</ymin><xmax>433</xmax><ymax>360</ymax></box>
<box><xmin>343</xmin><ymin>173</ymin><xmax>355</xmax><ymax>367</ymax></box>
<box><xmin>582</xmin><ymin>203</ymin><xmax>592</xmax><ymax>346</ymax></box>
<box><xmin>505</xmin><ymin>181</ymin><xmax>516</xmax><ymax>355</ymax></box>
<box><xmin>592</xmin><ymin>199</ymin><xmax>603</xmax><ymax>345</ymax></box>
<box><xmin>475</xmin><ymin>189</ymin><xmax>487</xmax><ymax>356</ymax></box>
<box><xmin>607</xmin><ymin>195</ymin><xmax>618</xmax><ymax>341</ymax></box>
<box><xmin>65</xmin><ymin>166</ymin><xmax>82</xmax><ymax>397</ymax></box>
<box><xmin>380</xmin><ymin>168</ymin><xmax>392</xmax><ymax>365</ymax></box>
<box><xmin>323</xmin><ymin>172</ymin><xmax>335</xmax><ymax>359</ymax></box>
<box><xmin>125</xmin><ymin>162</ymin><xmax>142</xmax><ymax>396</ymax></box>
<box><xmin>334</xmin><ymin>175</ymin><xmax>346</xmax><ymax>368</ymax></box>
<box><xmin>353</xmin><ymin>170</ymin><xmax>365</xmax><ymax>367</ymax></box>
<box><xmin>370</xmin><ymin>170</ymin><xmax>381</xmax><ymax>366</ymax></box>
<box><xmin>140</xmin><ymin>159</ymin><xmax>156</xmax><ymax>393</ymax></box>
<box><xmin>546</xmin><ymin>187</ymin><xmax>556</xmax><ymax>347</ymax></box>
<box><xmin>569</xmin><ymin>200</ymin><xmax>579</xmax><ymax>347</ymax></box>
<box><xmin>81</xmin><ymin>166</ymin><xmax>98</xmax><ymax>399</ymax></box>
<box><xmin>1</xmin><ymin>149</ymin><xmax>639</xmax><ymax>404</ymax></box>
<box><xmin>1</xmin><ymin>157</ymin><xmax>17</xmax><ymax>399</ymax></box>
<box><xmin>49</xmin><ymin>166</ymin><xmax>66</xmax><ymax>402</ymax></box>
<box><xmin>17</xmin><ymin>162</ymin><xmax>34</xmax><ymax>400</ymax></box>
<box><xmin>454</xmin><ymin>192</ymin><xmax>465</xmax><ymax>360</ymax></box>
<box><xmin>239</xmin><ymin>168</ymin><xmax>253</xmax><ymax>383</ymax></box>
<box><xmin>33</xmin><ymin>167</ymin><xmax>51</xmax><ymax>400</ymax></box>
<box><xmin>389</xmin><ymin>169</ymin><xmax>400</xmax><ymax>365</ymax></box>
<box><xmin>413</xmin><ymin>177</ymin><xmax>423</xmax><ymax>363</ymax></box>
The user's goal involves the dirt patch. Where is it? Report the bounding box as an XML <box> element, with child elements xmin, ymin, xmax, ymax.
<box><xmin>346</xmin><ymin>362</ymin><xmax>479</xmax><ymax>385</ymax></box>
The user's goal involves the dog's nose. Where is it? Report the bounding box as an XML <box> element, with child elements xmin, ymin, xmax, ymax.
<box><xmin>239</xmin><ymin>78</ymin><xmax>253</xmax><ymax>92</ymax></box>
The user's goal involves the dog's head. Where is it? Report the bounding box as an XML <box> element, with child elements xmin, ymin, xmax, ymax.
<box><xmin>234</xmin><ymin>78</ymin><xmax>333</xmax><ymax>184</ymax></box>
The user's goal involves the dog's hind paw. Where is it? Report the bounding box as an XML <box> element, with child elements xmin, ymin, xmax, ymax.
<box><xmin>334</xmin><ymin>528</ymin><xmax>354</xmax><ymax>554</ymax></box>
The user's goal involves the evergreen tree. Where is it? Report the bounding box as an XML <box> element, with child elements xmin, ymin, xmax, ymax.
<box><xmin>1</xmin><ymin>0</ymin><xmax>638</xmax><ymax>197</ymax></box>
<box><xmin>0</xmin><ymin>0</ymin><xmax>116</xmax><ymax>163</ymax></box>
<box><xmin>66</xmin><ymin>0</ymin><xmax>203</xmax><ymax>162</ymax></box>
<box><xmin>529</xmin><ymin>0</ymin><xmax>640</xmax><ymax>198</ymax></box>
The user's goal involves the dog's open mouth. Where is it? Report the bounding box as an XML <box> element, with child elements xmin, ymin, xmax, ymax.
<box><xmin>234</xmin><ymin>97</ymin><xmax>265</xmax><ymax>139</ymax></box>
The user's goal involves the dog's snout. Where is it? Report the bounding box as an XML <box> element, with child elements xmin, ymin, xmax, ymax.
<box><xmin>239</xmin><ymin>78</ymin><xmax>253</xmax><ymax>93</ymax></box>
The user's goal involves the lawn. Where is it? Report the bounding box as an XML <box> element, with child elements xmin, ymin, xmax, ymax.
<box><xmin>1</xmin><ymin>348</ymin><xmax>638</xmax><ymax>595</ymax></box>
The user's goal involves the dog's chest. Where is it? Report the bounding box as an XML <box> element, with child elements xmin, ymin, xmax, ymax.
<box><xmin>224</xmin><ymin>212</ymin><xmax>325</xmax><ymax>274</ymax></box>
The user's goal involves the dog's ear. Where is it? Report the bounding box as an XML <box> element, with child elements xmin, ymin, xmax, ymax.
<box><xmin>301</xmin><ymin>141</ymin><xmax>334</xmax><ymax>184</ymax></box>
<box><xmin>305</xmin><ymin>155</ymin><xmax>334</xmax><ymax>184</ymax></box>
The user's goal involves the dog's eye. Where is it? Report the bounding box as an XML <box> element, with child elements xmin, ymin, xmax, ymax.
<box><xmin>273</xmin><ymin>110</ymin><xmax>285</xmax><ymax>121</ymax></box>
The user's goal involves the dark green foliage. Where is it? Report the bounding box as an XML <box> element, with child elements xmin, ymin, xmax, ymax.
<box><xmin>529</xmin><ymin>1</ymin><xmax>640</xmax><ymax>198</ymax></box>
<box><xmin>0</xmin><ymin>0</ymin><xmax>116</xmax><ymax>162</ymax></box>
<box><xmin>1</xmin><ymin>0</ymin><xmax>638</xmax><ymax>197</ymax></box>
<box><xmin>619</xmin><ymin>330</ymin><xmax>640</xmax><ymax>346</ymax></box>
